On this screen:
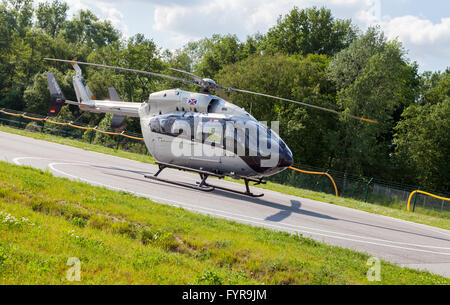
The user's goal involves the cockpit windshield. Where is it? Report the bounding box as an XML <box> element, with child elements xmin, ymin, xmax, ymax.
<box><xmin>149</xmin><ymin>114</ymin><xmax>285</xmax><ymax>157</ymax></box>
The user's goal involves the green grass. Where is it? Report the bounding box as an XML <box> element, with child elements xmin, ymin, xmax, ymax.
<box><xmin>0</xmin><ymin>161</ymin><xmax>448</xmax><ymax>284</ymax></box>
<box><xmin>0</xmin><ymin>124</ymin><xmax>449</xmax><ymax>231</ymax></box>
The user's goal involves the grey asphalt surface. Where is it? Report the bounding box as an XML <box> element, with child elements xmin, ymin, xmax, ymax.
<box><xmin>1</xmin><ymin>131</ymin><xmax>450</xmax><ymax>278</ymax></box>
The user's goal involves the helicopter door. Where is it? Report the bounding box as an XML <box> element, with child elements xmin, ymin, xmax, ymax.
<box><xmin>189</xmin><ymin>118</ymin><xmax>224</xmax><ymax>167</ymax></box>
<box><xmin>148</xmin><ymin>116</ymin><xmax>178</xmax><ymax>161</ymax></box>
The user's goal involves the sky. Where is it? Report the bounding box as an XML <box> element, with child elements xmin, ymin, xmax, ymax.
<box><xmin>36</xmin><ymin>0</ymin><xmax>450</xmax><ymax>73</ymax></box>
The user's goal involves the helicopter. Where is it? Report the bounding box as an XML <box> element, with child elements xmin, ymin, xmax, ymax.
<box><xmin>44</xmin><ymin>58</ymin><xmax>376</xmax><ymax>197</ymax></box>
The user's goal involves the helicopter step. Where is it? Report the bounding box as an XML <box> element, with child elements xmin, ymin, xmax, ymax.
<box><xmin>144</xmin><ymin>161</ymin><xmax>265</xmax><ymax>197</ymax></box>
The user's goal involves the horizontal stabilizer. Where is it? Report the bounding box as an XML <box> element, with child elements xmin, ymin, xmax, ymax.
<box><xmin>108</xmin><ymin>88</ymin><xmax>126</xmax><ymax>128</ymax></box>
<box><xmin>46</xmin><ymin>73</ymin><xmax>66</xmax><ymax>117</ymax></box>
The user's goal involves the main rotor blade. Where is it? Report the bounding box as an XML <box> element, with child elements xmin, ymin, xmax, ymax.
<box><xmin>44</xmin><ymin>58</ymin><xmax>202</xmax><ymax>87</ymax></box>
<box><xmin>169</xmin><ymin>68</ymin><xmax>203</xmax><ymax>83</ymax></box>
<box><xmin>223</xmin><ymin>86</ymin><xmax>378</xmax><ymax>123</ymax></box>
<box><xmin>45</xmin><ymin>58</ymin><xmax>377</xmax><ymax>123</ymax></box>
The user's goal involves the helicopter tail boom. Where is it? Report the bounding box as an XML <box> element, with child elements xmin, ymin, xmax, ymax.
<box><xmin>46</xmin><ymin>60</ymin><xmax>142</xmax><ymax>118</ymax></box>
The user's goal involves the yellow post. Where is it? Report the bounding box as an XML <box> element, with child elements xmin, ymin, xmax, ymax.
<box><xmin>288</xmin><ymin>166</ymin><xmax>339</xmax><ymax>197</ymax></box>
<box><xmin>407</xmin><ymin>190</ymin><xmax>450</xmax><ymax>212</ymax></box>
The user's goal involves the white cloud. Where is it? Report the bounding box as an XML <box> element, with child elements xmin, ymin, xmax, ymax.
<box><xmin>36</xmin><ymin>0</ymin><xmax>129</xmax><ymax>37</ymax></box>
<box><xmin>378</xmin><ymin>16</ymin><xmax>450</xmax><ymax>71</ymax></box>
<box><xmin>95</xmin><ymin>2</ymin><xmax>128</xmax><ymax>37</ymax></box>
<box><xmin>151</xmin><ymin>0</ymin><xmax>385</xmax><ymax>45</ymax></box>
<box><xmin>381</xmin><ymin>16</ymin><xmax>450</xmax><ymax>46</ymax></box>
<box><xmin>69</xmin><ymin>0</ymin><xmax>129</xmax><ymax>37</ymax></box>
<box><xmin>153</xmin><ymin>0</ymin><xmax>331</xmax><ymax>45</ymax></box>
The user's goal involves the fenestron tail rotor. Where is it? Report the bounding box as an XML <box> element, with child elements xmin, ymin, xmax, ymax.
<box><xmin>45</xmin><ymin>58</ymin><xmax>378</xmax><ymax>123</ymax></box>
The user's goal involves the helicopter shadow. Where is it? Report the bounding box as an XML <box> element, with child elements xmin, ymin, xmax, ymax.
<box><xmin>90</xmin><ymin>165</ymin><xmax>201</xmax><ymax>192</ymax></box>
<box><xmin>91</xmin><ymin>164</ymin><xmax>151</xmax><ymax>176</ymax></box>
<box><xmin>265</xmin><ymin>200</ymin><xmax>308</xmax><ymax>222</ymax></box>
<box><xmin>211</xmin><ymin>187</ymin><xmax>337</xmax><ymax>221</ymax></box>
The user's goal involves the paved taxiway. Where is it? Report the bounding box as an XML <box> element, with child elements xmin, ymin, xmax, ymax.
<box><xmin>1</xmin><ymin>131</ymin><xmax>449</xmax><ymax>278</ymax></box>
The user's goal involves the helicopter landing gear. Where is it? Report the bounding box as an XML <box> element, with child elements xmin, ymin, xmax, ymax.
<box><xmin>144</xmin><ymin>161</ymin><xmax>265</xmax><ymax>197</ymax></box>
<box><xmin>198</xmin><ymin>176</ymin><xmax>265</xmax><ymax>197</ymax></box>
<box><xmin>144</xmin><ymin>161</ymin><xmax>220</xmax><ymax>192</ymax></box>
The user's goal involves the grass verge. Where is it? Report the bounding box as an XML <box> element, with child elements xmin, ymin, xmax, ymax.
<box><xmin>0</xmin><ymin>124</ymin><xmax>448</xmax><ymax>231</ymax></box>
<box><xmin>0</xmin><ymin>161</ymin><xmax>448</xmax><ymax>284</ymax></box>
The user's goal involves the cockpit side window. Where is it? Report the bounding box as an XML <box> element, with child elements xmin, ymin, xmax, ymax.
<box><xmin>160</xmin><ymin>118</ymin><xmax>171</xmax><ymax>134</ymax></box>
<box><xmin>150</xmin><ymin>117</ymin><xmax>176</xmax><ymax>135</ymax></box>
<box><xmin>207</xmin><ymin>99</ymin><xmax>221</xmax><ymax>113</ymax></box>
<box><xmin>151</xmin><ymin>116</ymin><xmax>195</xmax><ymax>139</ymax></box>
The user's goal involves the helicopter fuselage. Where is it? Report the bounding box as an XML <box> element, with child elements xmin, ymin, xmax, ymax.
<box><xmin>139</xmin><ymin>89</ymin><xmax>293</xmax><ymax>178</ymax></box>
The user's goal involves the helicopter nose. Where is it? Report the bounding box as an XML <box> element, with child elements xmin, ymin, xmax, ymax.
<box><xmin>278</xmin><ymin>145</ymin><xmax>294</xmax><ymax>168</ymax></box>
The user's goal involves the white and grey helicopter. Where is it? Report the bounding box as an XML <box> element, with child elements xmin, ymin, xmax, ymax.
<box><xmin>45</xmin><ymin>58</ymin><xmax>375</xmax><ymax>197</ymax></box>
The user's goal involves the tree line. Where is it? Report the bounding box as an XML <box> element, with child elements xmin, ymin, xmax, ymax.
<box><xmin>0</xmin><ymin>0</ymin><xmax>448</xmax><ymax>192</ymax></box>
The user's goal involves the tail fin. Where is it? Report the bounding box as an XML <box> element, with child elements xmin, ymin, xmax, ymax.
<box><xmin>46</xmin><ymin>73</ymin><xmax>66</xmax><ymax>117</ymax></box>
<box><xmin>108</xmin><ymin>88</ymin><xmax>126</xmax><ymax>129</ymax></box>
<box><xmin>72</xmin><ymin>62</ymin><xmax>95</xmax><ymax>105</ymax></box>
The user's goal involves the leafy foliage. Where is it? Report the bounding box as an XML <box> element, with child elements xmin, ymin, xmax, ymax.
<box><xmin>35</xmin><ymin>0</ymin><xmax>68</xmax><ymax>37</ymax></box>
<box><xmin>327</xmin><ymin>27</ymin><xmax>420</xmax><ymax>177</ymax></box>
<box><xmin>264</xmin><ymin>7</ymin><xmax>356</xmax><ymax>56</ymax></box>
<box><xmin>394</xmin><ymin>95</ymin><xmax>450</xmax><ymax>191</ymax></box>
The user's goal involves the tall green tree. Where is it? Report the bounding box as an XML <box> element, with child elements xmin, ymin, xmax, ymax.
<box><xmin>0</xmin><ymin>0</ymin><xmax>34</xmax><ymax>108</ymax></box>
<box><xmin>36</xmin><ymin>0</ymin><xmax>68</xmax><ymax>37</ymax></box>
<box><xmin>0</xmin><ymin>10</ymin><xmax>13</xmax><ymax>98</ymax></box>
<box><xmin>264</xmin><ymin>6</ymin><xmax>356</xmax><ymax>56</ymax></box>
<box><xmin>0</xmin><ymin>4</ymin><xmax>32</xmax><ymax>109</ymax></box>
<box><xmin>1</xmin><ymin>0</ymin><xmax>33</xmax><ymax>36</ymax></box>
<box><xmin>327</xmin><ymin>27</ymin><xmax>419</xmax><ymax>176</ymax></box>
<box><xmin>419</xmin><ymin>69</ymin><xmax>450</xmax><ymax>105</ymax></box>
<box><xmin>194</xmin><ymin>34</ymin><xmax>243</xmax><ymax>78</ymax></box>
<box><xmin>87</xmin><ymin>34</ymin><xmax>164</xmax><ymax>103</ymax></box>
<box><xmin>241</xmin><ymin>33</ymin><xmax>265</xmax><ymax>58</ymax></box>
<box><xmin>63</xmin><ymin>9</ymin><xmax>119</xmax><ymax>48</ymax></box>
<box><xmin>393</xmin><ymin>99</ymin><xmax>450</xmax><ymax>191</ymax></box>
